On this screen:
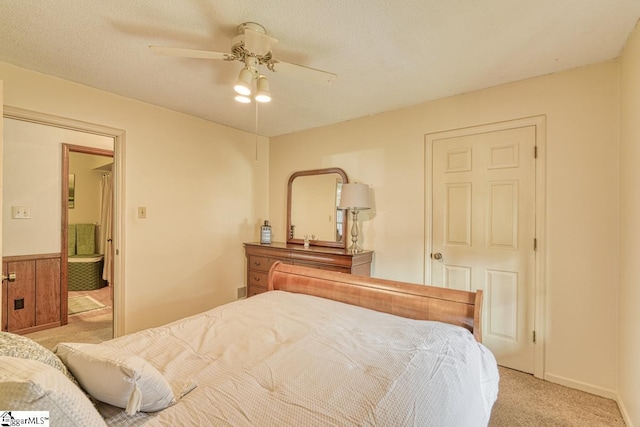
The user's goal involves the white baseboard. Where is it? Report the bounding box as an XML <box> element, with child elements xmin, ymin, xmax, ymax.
<box><xmin>544</xmin><ymin>373</ymin><xmax>635</xmax><ymax>426</ymax></box>
<box><xmin>616</xmin><ymin>395</ymin><xmax>634</xmax><ymax>427</ymax></box>
<box><xmin>543</xmin><ymin>373</ymin><xmax>618</xmax><ymax>400</ymax></box>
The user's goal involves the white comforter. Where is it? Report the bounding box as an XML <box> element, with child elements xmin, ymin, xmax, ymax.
<box><xmin>99</xmin><ymin>291</ymin><xmax>499</xmax><ymax>426</ymax></box>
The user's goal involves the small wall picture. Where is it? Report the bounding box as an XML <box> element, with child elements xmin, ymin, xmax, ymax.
<box><xmin>69</xmin><ymin>174</ymin><xmax>75</xmax><ymax>208</ymax></box>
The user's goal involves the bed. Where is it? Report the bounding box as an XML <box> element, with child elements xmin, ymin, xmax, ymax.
<box><xmin>0</xmin><ymin>262</ymin><xmax>499</xmax><ymax>427</ymax></box>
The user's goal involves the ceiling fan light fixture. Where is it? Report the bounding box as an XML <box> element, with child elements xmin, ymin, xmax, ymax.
<box><xmin>234</xmin><ymin>94</ymin><xmax>252</xmax><ymax>103</ymax></box>
<box><xmin>234</xmin><ymin>67</ymin><xmax>253</xmax><ymax>96</ymax></box>
<box><xmin>254</xmin><ymin>76</ymin><xmax>271</xmax><ymax>103</ymax></box>
<box><xmin>151</xmin><ymin>22</ymin><xmax>338</xmax><ymax>115</ymax></box>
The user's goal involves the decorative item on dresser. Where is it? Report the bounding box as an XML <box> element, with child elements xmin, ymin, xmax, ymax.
<box><xmin>337</xmin><ymin>182</ymin><xmax>372</xmax><ymax>253</ymax></box>
<box><xmin>244</xmin><ymin>242</ymin><xmax>372</xmax><ymax>297</ymax></box>
<box><xmin>245</xmin><ymin>167</ymin><xmax>374</xmax><ymax>297</ymax></box>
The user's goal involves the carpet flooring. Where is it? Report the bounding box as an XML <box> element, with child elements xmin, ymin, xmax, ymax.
<box><xmin>489</xmin><ymin>367</ymin><xmax>626</xmax><ymax>426</ymax></box>
<box><xmin>68</xmin><ymin>295</ymin><xmax>106</xmax><ymax>315</ymax></box>
<box><xmin>25</xmin><ymin>287</ymin><xmax>113</xmax><ymax>350</ymax></box>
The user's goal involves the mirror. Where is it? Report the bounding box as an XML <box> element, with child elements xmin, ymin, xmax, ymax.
<box><xmin>287</xmin><ymin>168</ymin><xmax>348</xmax><ymax>249</ymax></box>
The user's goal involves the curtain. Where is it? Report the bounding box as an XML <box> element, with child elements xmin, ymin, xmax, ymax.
<box><xmin>100</xmin><ymin>172</ymin><xmax>113</xmax><ymax>284</ymax></box>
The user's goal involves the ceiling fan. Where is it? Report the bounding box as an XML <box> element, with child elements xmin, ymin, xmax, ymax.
<box><xmin>149</xmin><ymin>22</ymin><xmax>337</xmax><ymax>103</ymax></box>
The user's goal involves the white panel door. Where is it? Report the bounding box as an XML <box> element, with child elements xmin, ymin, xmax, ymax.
<box><xmin>431</xmin><ymin>125</ymin><xmax>536</xmax><ymax>373</ymax></box>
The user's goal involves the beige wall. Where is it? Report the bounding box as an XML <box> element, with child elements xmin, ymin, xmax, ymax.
<box><xmin>3</xmin><ymin>119</ymin><xmax>112</xmax><ymax>256</ymax></box>
<box><xmin>619</xmin><ymin>20</ymin><xmax>640</xmax><ymax>427</ymax></box>
<box><xmin>271</xmin><ymin>62</ymin><xmax>621</xmax><ymax>398</ymax></box>
<box><xmin>0</xmin><ymin>62</ymin><xmax>270</xmax><ymax>334</ymax></box>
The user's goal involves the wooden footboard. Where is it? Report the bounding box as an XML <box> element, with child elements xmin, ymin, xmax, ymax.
<box><xmin>267</xmin><ymin>262</ymin><xmax>483</xmax><ymax>342</ymax></box>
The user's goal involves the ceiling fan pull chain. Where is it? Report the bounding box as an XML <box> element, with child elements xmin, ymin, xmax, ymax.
<box><xmin>255</xmin><ymin>102</ymin><xmax>259</xmax><ymax>162</ymax></box>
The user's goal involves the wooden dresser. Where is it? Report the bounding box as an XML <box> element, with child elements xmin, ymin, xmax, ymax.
<box><xmin>244</xmin><ymin>242</ymin><xmax>373</xmax><ymax>297</ymax></box>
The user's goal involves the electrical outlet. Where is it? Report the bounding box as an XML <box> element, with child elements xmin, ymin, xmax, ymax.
<box><xmin>137</xmin><ymin>207</ymin><xmax>147</xmax><ymax>219</ymax></box>
<box><xmin>237</xmin><ymin>287</ymin><xmax>247</xmax><ymax>299</ymax></box>
<box><xmin>11</xmin><ymin>206</ymin><xmax>31</xmax><ymax>219</ymax></box>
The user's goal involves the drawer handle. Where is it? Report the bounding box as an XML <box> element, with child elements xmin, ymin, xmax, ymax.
<box><xmin>253</xmin><ymin>261</ymin><xmax>261</xmax><ymax>267</ymax></box>
<box><xmin>253</xmin><ymin>276</ymin><xmax>261</xmax><ymax>282</ymax></box>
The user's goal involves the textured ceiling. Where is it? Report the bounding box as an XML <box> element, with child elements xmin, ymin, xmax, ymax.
<box><xmin>1</xmin><ymin>1</ymin><xmax>639</xmax><ymax>137</ymax></box>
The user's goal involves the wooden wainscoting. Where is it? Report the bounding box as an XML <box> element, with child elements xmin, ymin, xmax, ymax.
<box><xmin>2</xmin><ymin>253</ymin><xmax>61</xmax><ymax>334</ymax></box>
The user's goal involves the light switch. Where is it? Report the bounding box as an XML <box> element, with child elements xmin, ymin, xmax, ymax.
<box><xmin>11</xmin><ymin>206</ymin><xmax>31</xmax><ymax>219</ymax></box>
<box><xmin>137</xmin><ymin>207</ymin><xmax>147</xmax><ymax>219</ymax></box>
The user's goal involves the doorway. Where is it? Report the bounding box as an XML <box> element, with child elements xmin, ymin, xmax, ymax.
<box><xmin>2</xmin><ymin>106</ymin><xmax>125</xmax><ymax>339</ymax></box>
<box><xmin>62</xmin><ymin>145</ymin><xmax>114</xmax><ymax>344</ymax></box>
<box><xmin>425</xmin><ymin>116</ymin><xmax>546</xmax><ymax>378</ymax></box>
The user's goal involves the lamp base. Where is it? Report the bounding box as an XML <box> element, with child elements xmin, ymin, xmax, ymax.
<box><xmin>347</xmin><ymin>246</ymin><xmax>364</xmax><ymax>254</ymax></box>
<box><xmin>348</xmin><ymin>209</ymin><xmax>364</xmax><ymax>253</ymax></box>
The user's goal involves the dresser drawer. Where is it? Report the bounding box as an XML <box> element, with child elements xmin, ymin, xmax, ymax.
<box><xmin>248</xmin><ymin>256</ymin><xmax>281</xmax><ymax>272</ymax></box>
<box><xmin>293</xmin><ymin>260</ymin><xmax>351</xmax><ymax>274</ymax></box>
<box><xmin>248</xmin><ymin>270</ymin><xmax>268</xmax><ymax>287</ymax></box>
<box><xmin>247</xmin><ymin>283</ymin><xmax>267</xmax><ymax>297</ymax></box>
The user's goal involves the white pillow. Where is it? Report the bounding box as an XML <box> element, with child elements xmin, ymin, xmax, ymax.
<box><xmin>55</xmin><ymin>342</ymin><xmax>175</xmax><ymax>415</ymax></box>
<box><xmin>0</xmin><ymin>356</ymin><xmax>107</xmax><ymax>427</ymax></box>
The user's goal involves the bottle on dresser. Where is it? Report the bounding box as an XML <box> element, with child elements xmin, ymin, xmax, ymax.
<box><xmin>260</xmin><ymin>220</ymin><xmax>272</xmax><ymax>244</ymax></box>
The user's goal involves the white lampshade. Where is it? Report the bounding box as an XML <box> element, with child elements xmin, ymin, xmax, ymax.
<box><xmin>254</xmin><ymin>76</ymin><xmax>271</xmax><ymax>103</ymax></box>
<box><xmin>234</xmin><ymin>68</ymin><xmax>253</xmax><ymax>96</ymax></box>
<box><xmin>338</xmin><ymin>183</ymin><xmax>371</xmax><ymax>210</ymax></box>
<box><xmin>234</xmin><ymin>94</ymin><xmax>252</xmax><ymax>103</ymax></box>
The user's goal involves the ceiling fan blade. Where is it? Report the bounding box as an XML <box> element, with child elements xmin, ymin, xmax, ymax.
<box><xmin>243</xmin><ymin>28</ymin><xmax>278</xmax><ymax>56</ymax></box>
<box><xmin>269</xmin><ymin>60</ymin><xmax>337</xmax><ymax>86</ymax></box>
<box><xmin>149</xmin><ymin>45</ymin><xmax>231</xmax><ymax>60</ymax></box>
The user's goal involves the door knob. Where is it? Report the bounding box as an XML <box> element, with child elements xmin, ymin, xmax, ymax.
<box><xmin>2</xmin><ymin>272</ymin><xmax>16</xmax><ymax>282</ymax></box>
<box><xmin>432</xmin><ymin>253</ymin><xmax>443</xmax><ymax>260</ymax></box>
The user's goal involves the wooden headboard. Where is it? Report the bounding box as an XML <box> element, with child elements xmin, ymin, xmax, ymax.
<box><xmin>267</xmin><ymin>262</ymin><xmax>483</xmax><ymax>342</ymax></box>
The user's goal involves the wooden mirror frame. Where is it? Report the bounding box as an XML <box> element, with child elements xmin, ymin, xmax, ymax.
<box><xmin>286</xmin><ymin>167</ymin><xmax>349</xmax><ymax>249</ymax></box>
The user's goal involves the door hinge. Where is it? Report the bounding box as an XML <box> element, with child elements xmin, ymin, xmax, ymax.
<box><xmin>534</xmin><ymin>146</ymin><xmax>538</xmax><ymax>158</ymax></box>
<box><xmin>534</xmin><ymin>238</ymin><xmax>537</xmax><ymax>251</ymax></box>
<box><xmin>532</xmin><ymin>330</ymin><xmax>537</xmax><ymax>343</ymax></box>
